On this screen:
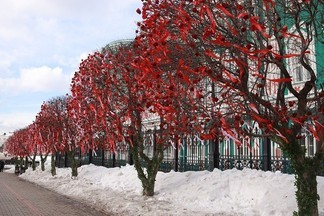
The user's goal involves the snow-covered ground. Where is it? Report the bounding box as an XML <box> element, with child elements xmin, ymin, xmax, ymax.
<box><xmin>5</xmin><ymin>163</ymin><xmax>324</xmax><ymax>216</ymax></box>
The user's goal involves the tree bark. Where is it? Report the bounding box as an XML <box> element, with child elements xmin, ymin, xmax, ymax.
<box><xmin>31</xmin><ymin>155</ymin><xmax>37</xmax><ymax>171</ymax></box>
<box><xmin>24</xmin><ymin>156</ymin><xmax>28</xmax><ymax>170</ymax></box>
<box><xmin>133</xmin><ymin>157</ymin><xmax>161</xmax><ymax>196</ymax></box>
<box><xmin>292</xmin><ymin>156</ymin><xmax>320</xmax><ymax>216</ymax></box>
<box><xmin>40</xmin><ymin>154</ymin><xmax>47</xmax><ymax>171</ymax></box>
<box><xmin>142</xmin><ymin>168</ymin><xmax>158</xmax><ymax>196</ymax></box>
<box><xmin>51</xmin><ymin>154</ymin><xmax>56</xmax><ymax>176</ymax></box>
<box><xmin>68</xmin><ymin>150</ymin><xmax>80</xmax><ymax>178</ymax></box>
<box><xmin>284</xmin><ymin>140</ymin><xmax>321</xmax><ymax>216</ymax></box>
<box><xmin>71</xmin><ymin>163</ymin><xmax>78</xmax><ymax>178</ymax></box>
<box><xmin>131</xmin><ymin>140</ymin><xmax>163</xmax><ymax>196</ymax></box>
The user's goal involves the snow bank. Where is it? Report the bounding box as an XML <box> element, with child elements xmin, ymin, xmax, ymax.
<box><xmin>10</xmin><ymin>163</ymin><xmax>324</xmax><ymax>216</ymax></box>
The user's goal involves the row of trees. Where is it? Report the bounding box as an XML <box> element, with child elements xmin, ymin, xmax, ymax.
<box><xmin>4</xmin><ymin>0</ymin><xmax>323</xmax><ymax>215</ymax></box>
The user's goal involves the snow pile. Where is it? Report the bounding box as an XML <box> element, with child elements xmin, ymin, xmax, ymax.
<box><xmin>6</xmin><ymin>163</ymin><xmax>324</xmax><ymax>216</ymax></box>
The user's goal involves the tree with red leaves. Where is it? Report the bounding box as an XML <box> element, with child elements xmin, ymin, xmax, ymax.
<box><xmin>70</xmin><ymin>41</ymin><xmax>166</xmax><ymax>196</ymax></box>
<box><xmin>4</xmin><ymin>125</ymin><xmax>38</xmax><ymax>171</ymax></box>
<box><xmin>34</xmin><ymin>96</ymin><xmax>80</xmax><ymax>177</ymax></box>
<box><xmin>129</xmin><ymin>39</ymin><xmax>204</xmax><ymax>195</ymax></box>
<box><xmin>25</xmin><ymin>124</ymin><xmax>40</xmax><ymax>171</ymax></box>
<box><xmin>137</xmin><ymin>0</ymin><xmax>323</xmax><ymax>214</ymax></box>
<box><xmin>70</xmin><ymin>51</ymin><xmax>116</xmax><ymax>160</ymax></box>
<box><xmin>70</xmin><ymin>37</ymin><xmax>204</xmax><ymax>195</ymax></box>
<box><xmin>59</xmin><ymin>95</ymin><xmax>81</xmax><ymax>178</ymax></box>
<box><xmin>35</xmin><ymin>97</ymin><xmax>68</xmax><ymax>175</ymax></box>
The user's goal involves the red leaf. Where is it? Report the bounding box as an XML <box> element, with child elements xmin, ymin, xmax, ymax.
<box><xmin>221</xmin><ymin>128</ymin><xmax>242</xmax><ymax>145</ymax></box>
<box><xmin>251</xmin><ymin>113</ymin><xmax>268</xmax><ymax>124</ymax></box>
<box><xmin>237</xmin><ymin>12</ymin><xmax>249</xmax><ymax>19</ymax></box>
<box><xmin>252</xmin><ymin>73</ymin><xmax>266</xmax><ymax>80</ymax></box>
<box><xmin>268</xmin><ymin>78</ymin><xmax>292</xmax><ymax>83</ymax></box>
<box><xmin>249</xmin><ymin>103</ymin><xmax>259</xmax><ymax>114</ymax></box>
<box><xmin>205</xmin><ymin>50</ymin><xmax>219</xmax><ymax>59</ymax></box>
<box><xmin>200</xmin><ymin>133</ymin><xmax>214</xmax><ymax>140</ymax></box>
<box><xmin>282</xmin><ymin>53</ymin><xmax>301</xmax><ymax>58</ymax></box>
<box><xmin>250</xmin><ymin>16</ymin><xmax>270</xmax><ymax>38</ymax></box>
<box><xmin>217</xmin><ymin>4</ymin><xmax>235</xmax><ymax>18</ymax></box>
<box><xmin>274</xmin><ymin>128</ymin><xmax>289</xmax><ymax>143</ymax></box>
<box><xmin>291</xmin><ymin>117</ymin><xmax>304</xmax><ymax>125</ymax></box>
<box><xmin>205</xmin><ymin>6</ymin><xmax>217</xmax><ymax>28</ymax></box>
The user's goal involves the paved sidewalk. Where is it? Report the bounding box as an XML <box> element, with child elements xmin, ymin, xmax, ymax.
<box><xmin>0</xmin><ymin>172</ymin><xmax>110</xmax><ymax>216</ymax></box>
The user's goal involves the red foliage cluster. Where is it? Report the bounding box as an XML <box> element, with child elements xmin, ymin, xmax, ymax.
<box><xmin>5</xmin><ymin>0</ymin><xmax>323</xmax><ymax>158</ymax></box>
<box><xmin>135</xmin><ymin>0</ymin><xmax>323</xmax><ymax>145</ymax></box>
<box><xmin>5</xmin><ymin>125</ymin><xmax>38</xmax><ymax>157</ymax></box>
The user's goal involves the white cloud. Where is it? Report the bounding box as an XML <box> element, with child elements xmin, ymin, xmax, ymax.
<box><xmin>0</xmin><ymin>0</ymin><xmax>142</xmax><ymax>133</ymax></box>
<box><xmin>0</xmin><ymin>0</ymin><xmax>141</xmax><ymax>41</ymax></box>
<box><xmin>0</xmin><ymin>66</ymin><xmax>71</xmax><ymax>94</ymax></box>
<box><xmin>21</xmin><ymin>66</ymin><xmax>71</xmax><ymax>91</ymax></box>
<box><xmin>0</xmin><ymin>0</ymin><xmax>141</xmax><ymax>61</ymax></box>
<box><xmin>0</xmin><ymin>112</ymin><xmax>36</xmax><ymax>133</ymax></box>
<box><xmin>0</xmin><ymin>51</ymin><xmax>16</xmax><ymax>75</ymax></box>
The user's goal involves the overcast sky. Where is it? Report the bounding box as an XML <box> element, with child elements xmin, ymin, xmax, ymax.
<box><xmin>0</xmin><ymin>0</ymin><xmax>142</xmax><ymax>134</ymax></box>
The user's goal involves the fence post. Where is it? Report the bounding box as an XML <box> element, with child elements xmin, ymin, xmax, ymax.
<box><xmin>174</xmin><ymin>135</ymin><xmax>179</xmax><ymax>172</ymax></box>
<box><xmin>262</xmin><ymin>137</ymin><xmax>272</xmax><ymax>171</ymax></box>
<box><xmin>128</xmin><ymin>150</ymin><xmax>134</xmax><ymax>165</ymax></box>
<box><xmin>153</xmin><ymin>129</ymin><xmax>157</xmax><ymax>156</ymax></box>
<box><xmin>112</xmin><ymin>152</ymin><xmax>116</xmax><ymax>167</ymax></box>
<box><xmin>209</xmin><ymin>138</ymin><xmax>219</xmax><ymax>171</ymax></box>
<box><xmin>64</xmin><ymin>152</ymin><xmax>68</xmax><ymax>167</ymax></box>
<box><xmin>101</xmin><ymin>148</ymin><xmax>105</xmax><ymax>166</ymax></box>
<box><xmin>214</xmin><ymin>138</ymin><xmax>220</xmax><ymax>169</ymax></box>
<box><xmin>180</xmin><ymin>136</ymin><xmax>187</xmax><ymax>172</ymax></box>
<box><xmin>208</xmin><ymin>140</ymin><xmax>214</xmax><ymax>171</ymax></box>
<box><xmin>88</xmin><ymin>149</ymin><xmax>92</xmax><ymax>164</ymax></box>
<box><xmin>128</xmin><ymin>136</ymin><xmax>134</xmax><ymax>165</ymax></box>
<box><xmin>249</xmin><ymin>152</ymin><xmax>253</xmax><ymax>169</ymax></box>
<box><xmin>238</xmin><ymin>146</ymin><xmax>241</xmax><ymax>170</ymax></box>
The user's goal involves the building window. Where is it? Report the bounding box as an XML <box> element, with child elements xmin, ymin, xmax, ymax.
<box><xmin>294</xmin><ymin>66</ymin><xmax>303</xmax><ymax>82</ymax></box>
<box><xmin>305</xmin><ymin>71</ymin><xmax>311</xmax><ymax>81</ymax></box>
<box><xmin>306</xmin><ymin>136</ymin><xmax>314</xmax><ymax>157</ymax></box>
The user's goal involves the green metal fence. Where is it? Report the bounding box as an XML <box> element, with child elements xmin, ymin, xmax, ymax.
<box><xmin>55</xmin><ymin>133</ymin><xmax>322</xmax><ymax>176</ymax></box>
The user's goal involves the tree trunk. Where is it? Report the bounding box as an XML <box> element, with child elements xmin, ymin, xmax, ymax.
<box><xmin>24</xmin><ymin>156</ymin><xmax>28</xmax><ymax>170</ymax></box>
<box><xmin>68</xmin><ymin>151</ymin><xmax>79</xmax><ymax>178</ymax></box>
<box><xmin>40</xmin><ymin>155</ymin><xmax>47</xmax><ymax>171</ymax></box>
<box><xmin>131</xmin><ymin>144</ymin><xmax>163</xmax><ymax>196</ymax></box>
<box><xmin>143</xmin><ymin>160</ymin><xmax>161</xmax><ymax>196</ymax></box>
<box><xmin>19</xmin><ymin>157</ymin><xmax>23</xmax><ymax>170</ymax></box>
<box><xmin>133</xmin><ymin>157</ymin><xmax>160</xmax><ymax>196</ymax></box>
<box><xmin>51</xmin><ymin>154</ymin><xmax>56</xmax><ymax>176</ymax></box>
<box><xmin>283</xmin><ymin>138</ymin><xmax>321</xmax><ymax>216</ymax></box>
<box><xmin>71</xmin><ymin>163</ymin><xmax>78</xmax><ymax>178</ymax></box>
<box><xmin>32</xmin><ymin>160</ymin><xmax>36</xmax><ymax>171</ymax></box>
<box><xmin>292</xmin><ymin>156</ymin><xmax>319</xmax><ymax>216</ymax></box>
<box><xmin>31</xmin><ymin>155</ymin><xmax>37</xmax><ymax>171</ymax></box>
<box><xmin>142</xmin><ymin>172</ymin><xmax>157</xmax><ymax>196</ymax></box>
<box><xmin>128</xmin><ymin>147</ymin><xmax>133</xmax><ymax>165</ymax></box>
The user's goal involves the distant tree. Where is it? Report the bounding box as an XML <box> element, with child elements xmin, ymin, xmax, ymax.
<box><xmin>35</xmin><ymin>96</ymin><xmax>80</xmax><ymax>177</ymax></box>
<box><xmin>35</xmin><ymin>104</ymin><xmax>54</xmax><ymax>172</ymax></box>
<box><xmin>69</xmin><ymin>53</ymin><xmax>111</xmax><ymax>160</ymax></box>
<box><xmin>4</xmin><ymin>126</ymin><xmax>35</xmax><ymax>170</ymax></box>
<box><xmin>59</xmin><ymin>95</ymin><xmax>80</xmax><ymax>178</ymax></box>
<box><xmin>35</xmin><ymin>97</ymin><xmax>66</xmax><ymax>174</ymax></box>
<box><xmin>25</xmin><ymin>124</ymin><xmax>40</xmax><ymax>171</ymax></box>
<box><xmin>137</xmin><ymin>0</ymin><xmax>323</xmax><ymax>215</ymax></box>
